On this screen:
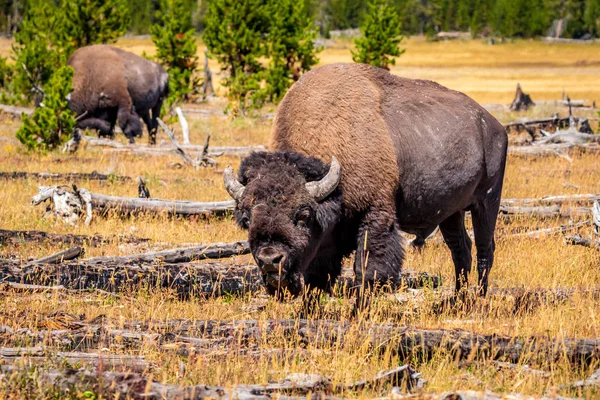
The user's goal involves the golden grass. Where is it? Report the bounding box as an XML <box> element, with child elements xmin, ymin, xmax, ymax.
<box><xmin>1</xmin><ymin>38</ymin><xmax>600</xmax><ymax>398</ymax></box>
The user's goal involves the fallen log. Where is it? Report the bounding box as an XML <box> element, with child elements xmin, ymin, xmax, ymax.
<box><xmin>564</xmin><ymin>234</ymin><xmax>600</xmax><ymax>250</ymax></box>
<box><xmin>90</xmin><ymin>193</ymin><xmax>235</xmax><ymax>217</ymax></box>
<box><xmin>28</xmin><ymin>246</ymin><xmax>83</xmax><ymax>264</ymax></box>
<box><xmin>502</xmin><ymin>194</ymin><xmax>600</xmax><ymax>206</ymax></box>
<box><xmin>499</xmin><ymin>204</ymin><xmax>590</xmax><ymax>219</ymax></box>
<box><xmin>0</xmin><ymin>259</ymin><xmax>441</xmax><ymax>297</ymax></box>
<box><xmin>85</xmin><ymin>135</ymin><xmax>266</xmax><ymax>157</ymax></box>
<box><xmin>508</xmin><ymin>142</ymin><xmax>600</xmax><ymax>156</ymax></box>
<box><xmin>511</xmin><ymin>219</ymin><xmax>590</xmax><ymax>238</ymax></box>
<box><xmin>83</xmin><ymin>241</ymin><xmax>250</xmax><ymax>264</ymax></box>
<box><xmin>0</xmin><ymin>347</ymin><xmax>149</xmax><ymax>372</ymax></box>
<box><xmin>31</xmin><ymin>185</ymin><xmax>236</xmax><ymax>221</ymax></box>
<box><xmin>0</xmin><ymin>103</ymin><xmax>33</xmax><ymax>118</ymax></box>
<box><xmin>0</xmin><ymin>171</ymin><xmax>131</xmax><ymax>182</ymax></box>
<box><xmin>45</xmin><ymin>318</ymin><xmax>600</xmax><ymax>367</ymax></box>
<box><xmin>0</xmin><ymin>364</ymin><xmax>422</xmax><ymax>399</ymax></box>
<box><xmin>0</xmin><ymin>228</ymin><xmax>149</xmax><ymax>247</ymax></box>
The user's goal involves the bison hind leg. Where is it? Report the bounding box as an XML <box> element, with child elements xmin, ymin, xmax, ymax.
<box><xmin>439</xmin><ymin>211</ymin><xmax>472</xmax><ymax>294</ymax></box>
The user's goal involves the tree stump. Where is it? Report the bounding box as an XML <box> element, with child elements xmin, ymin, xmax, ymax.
<box><xmin>509</xmin><ymin>83</ymin><xmax>535</xmax><ymax>111</ymax></box>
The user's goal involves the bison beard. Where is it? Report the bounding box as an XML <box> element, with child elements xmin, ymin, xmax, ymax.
<box><xmin>227</xmin><ymin>151</ymin><xmax>403</xmax><ymax>300</ymax></box>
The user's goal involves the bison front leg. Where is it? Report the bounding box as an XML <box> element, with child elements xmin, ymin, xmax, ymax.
<box><xmin>353</xmin><ymin>208</ymin><xmax>404</xmax><ymax>310</ymax></box>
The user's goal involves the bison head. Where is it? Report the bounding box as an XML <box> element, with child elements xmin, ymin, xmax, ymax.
<box><xmin>224</xmin><ymin>152</ymin><xmax>342</xmax><ymax>297</ymax></box>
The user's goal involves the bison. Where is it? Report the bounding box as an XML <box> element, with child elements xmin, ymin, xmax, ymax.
<box><xmin>67</xmin><ymin>45</ymin><xmax>168</xmax><ymax>144</ymax></box>
<box><xmin>224</xmin><ymin>63</ymin><xmax>508</xmax><ymax>303</ymax></box>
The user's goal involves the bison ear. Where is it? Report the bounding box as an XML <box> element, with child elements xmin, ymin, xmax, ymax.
<box><xmin>305</xmin><ymin>156</ymin><xmax>341</xmax><ymax>202</ymax></box>
<box><xmin>315</xmin><ymin>197</ymin><xmax>342</xmax><ymax>232</ymax></box>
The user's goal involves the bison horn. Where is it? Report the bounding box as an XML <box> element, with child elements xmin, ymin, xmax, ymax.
<box><xmin>306</xmin><ymin>156</ymin><xmax>341</xmax><ymax>201</ymax></box>
<box><xmin>223</xmin><ymin>166</ymin><xmax>245</xmax><ymax>201</ymax></box>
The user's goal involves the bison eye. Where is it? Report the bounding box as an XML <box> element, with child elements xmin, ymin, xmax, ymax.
<box><xmin>294</xmin><ymin>208</ymin><xmax>312</xmax><ymax>227</ymax></box>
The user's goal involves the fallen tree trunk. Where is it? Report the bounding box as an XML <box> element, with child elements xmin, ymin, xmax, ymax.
<box><xmin>0</xmin><ymin>228</ymin><xmax>149</xmax><ymax>247</ymax></box>
<box><xmin>29</xmin><ymin>246</ymin><xmax>83</xmax><ymax>264</ymax></box>
<box><xmin>17</xmin><ymin>318</ymin><xmax>598</xmax><ymax>368</ymax></box>
<box><xmin>0</xmin><ymin>347</ymin><xmax>149</xmax><ymax>372</ymax></box>
<box><xmin>83</xmin><ymin>241</ymin><xmax>250</xmax><ymax>264</ymax></box>
<box><xmin>499</xmin><ymin>204</ymin><xmax>590</xmax><ymax>219</ymax></box>
<box><xmin>140</xmin><ymin>319</ymin><xmax>600</xmax><ymax>366</ymax></box>
<box><xmin>0</xmin><ymin>171</ymin><xmax>131</xmax><ymax>182</ymax></box>
<box><xmin>502</xmin><ymin>193</ymin><xmax>600</xmax><ymax>206</ymax></box>
<box><xmin>508</xmin><ymin>142</ymin><xmax>600</xmax><ymax>156</ymax></box>
<box><xmin>90</xmin><ymin>193</ymin><xmax>235</xmax><ymax>217</ymax></box>
<box><xmin>0</xmin><ymin>103</ymin><xmax>33</xmax><ymax>117</ymax></box>
<box><xmin>0</xmin><ymin>259</ymin><xmax>441</xmax><ymax>297</ymax></box>
<box><xmin>564</xmin><ymin>234</ymin><xmax>600</xmax><ymax>250</ymax></box>
<box><xmin>85</xmin><ymin>135</ymin><xmax>266</xmax><ymax>157</ymax></box>
<box><xmin>0</xmin><ymin>364</ymin><xmax>423</xmax><ymax>399</ymax></box>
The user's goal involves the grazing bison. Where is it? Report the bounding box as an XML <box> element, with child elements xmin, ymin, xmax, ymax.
<box><xmin>67</xmin><ymin>45</ymin><xmax>168</xmax><ymax>144</ymax></box>
<box><xmin>224</xmin><ymin>63</ymin><xmax>508</xmax><ymax>301</ymax></box>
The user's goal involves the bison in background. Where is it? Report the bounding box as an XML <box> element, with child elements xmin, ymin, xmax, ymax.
<box><xmin>67</xmin><ymin>45</ymin><xmax>168</xmax><ymax>144</ymax></box>
<box><xmin>224</xmin><ymin>63</ymin><xmax>508</xmax><ymax>308</ymax></box>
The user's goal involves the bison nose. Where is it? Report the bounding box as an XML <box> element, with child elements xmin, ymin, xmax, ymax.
<box><xmin>256</xmin><ymin>249</ymin><xmax>286</xmax><ymax>274</ymax></box>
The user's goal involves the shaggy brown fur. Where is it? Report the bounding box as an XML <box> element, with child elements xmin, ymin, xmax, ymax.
<box><xmin>68</xmin><ymin>45</ymin><xmax>168</xmax><ymax>143</ymax></box>
<box><xmin>229</xmin><ymin>63</ymin><xmax>508</xmax><ymax>300</ymax></box>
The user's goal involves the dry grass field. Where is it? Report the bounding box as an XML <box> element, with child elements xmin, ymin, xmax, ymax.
<box><xmin>1</xmin><ymin>38</ymin><xmax>600</xmax><ymax>399</ymax></box>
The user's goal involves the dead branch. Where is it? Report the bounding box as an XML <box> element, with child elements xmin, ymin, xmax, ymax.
<box><xmin>0</xmin><ymin>348</ymin><xmax>149</xmax><ymax>372</ymax></box>
<box><xmin>157</xmin><ymin>117</ymin><xmax>200</xmax><ymax>168</ymax></box>
<box><xmin>20</xmin><ymin>63</ymin><xmax>45</xmax><ymax>98</ymax></box>
<box><xmin>202</xmin><ymin>49</ymin><xmax>215</xmax><ymax>98</ymax></box>
<box><xmin>28</xmin><ymin>246</ymin><xmax>83</xmax><ymax>265</ymax></box>
<box><xmin>0</xmin><ymin>228</ymin><xmax>149</xmax><ymax>247</ymax></box>
<box><xmin>174</xmin><ymin>107</ymin><xmax>190</xmax><ymax>145</ymax></box>
<box><xmin>0</xmin><ymin>171</ymin><xmax>131</xmax><ymax>182</ymax></box>
<box><xmin>593</xmin><ymin>201</ymin><xmax>600</xmax><ymax>236</ymax></box>
<box><xmin>509</xmin><ymin>83</ymin><xmax>535</xmax><ymax>111</ymax></box>
<box><xmin>564</xmin><ymin>234</ymin><xmax>600</xmax><ymax>250</ymax></box>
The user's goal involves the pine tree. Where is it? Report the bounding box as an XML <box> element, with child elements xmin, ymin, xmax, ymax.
<box><xmin>265</xmin><ymin>0</ymin><xmax>320</xmax><ymax>102</ymax></box>
<box><xmin>16</xmin><ymin>66</ymin><xmax>76</xmax><ymax>151</ymax></box>
<box><xmin>203</xmin><ymin>0</ymin><xmax>269</xmax><ymax>112</ymax></box>
<box><xmin>585</xmin><ymin>0</ymin><xmax>600</xmax><ymax>36</ymax></box>
<box><xmin>11</xmin><ymin>3</ymin><xmax>64</xmax><ymax>104</ymax></box>
<box><xmin>151</xmin><ymin>0</ymin><xmax>198</xmax><ymax>107</ymax></box>
<box><xmin>58</xmin><ymin>0</ymin><xmax>130</xmax><ymax>54</ymax></box>
<box><xmin>352</xmin><ymin>0</ymin><xmax>405</xmax><ymax>70</ymax></box>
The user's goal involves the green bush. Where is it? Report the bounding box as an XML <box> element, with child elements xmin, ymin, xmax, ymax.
<box><xmin>352</xmin><ymin>0</ymin><xmax>405</xmax><ymax>70</ymax></box>
<box><xmin>16</xmin><ymin>66</ymin><xmax>76</xmax><ymax>152</ymax></box>
<box><xmin>151</xmin><ymin>0</ymin><xmax>199</xmax><ymax>107</ymax></box>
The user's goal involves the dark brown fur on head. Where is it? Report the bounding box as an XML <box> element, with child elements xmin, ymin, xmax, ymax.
<box><xmin>235</xmin><ymin>151</ymin><xmax>342</xmax><ymax>297</ymax></box>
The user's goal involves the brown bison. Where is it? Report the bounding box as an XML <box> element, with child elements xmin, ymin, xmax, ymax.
<box><xmin>67</xmin><ymin>45</ymin><xmax>168</xmax><ymax>144</ymax></box>
<box><xmin>224</xmin><ymin>63</ymin><xmax>508</xmax><ymax>301</ymax></box>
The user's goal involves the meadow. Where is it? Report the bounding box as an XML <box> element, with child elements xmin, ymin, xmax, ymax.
<box><xmin>1</xmin><ymin>37</ymin><xmax>600</xmax><ymax>398</ymax></box>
